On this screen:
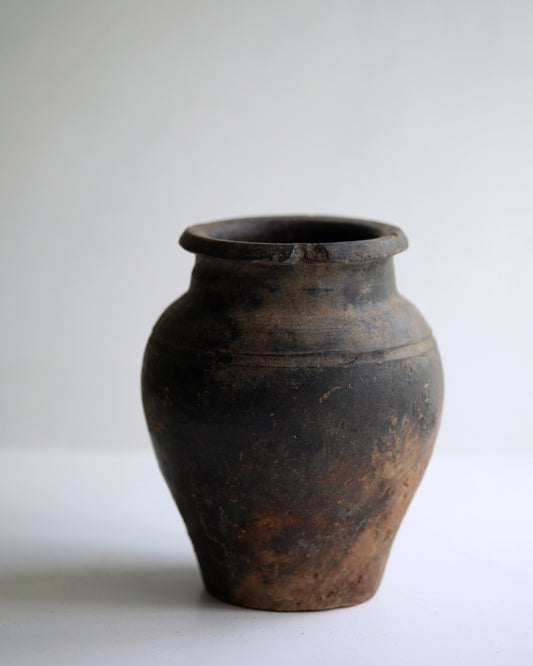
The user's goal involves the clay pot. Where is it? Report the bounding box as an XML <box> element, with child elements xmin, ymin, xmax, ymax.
<box><xmin>142</xmin><ymin>216</ymin><xmax>443</xmax><ymax>611</ymax></box>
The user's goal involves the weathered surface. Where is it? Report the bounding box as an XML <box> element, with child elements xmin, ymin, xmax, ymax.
<box><xmin>142</xmin><ymin>216</ymin><xmax>444</xmax><ymax>611</ymax></box>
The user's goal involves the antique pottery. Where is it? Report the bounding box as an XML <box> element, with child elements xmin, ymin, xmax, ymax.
<box><xmin>142</xmin><ymin>215</ymin><xmax>444</xmax><ymax>611</ymax></box>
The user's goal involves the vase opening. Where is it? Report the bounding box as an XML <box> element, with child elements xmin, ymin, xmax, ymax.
<box><xmin>180</xmin><ymin>215</ymin><xmax>408</xmax><ymax>263</ymax></box>
<box><xmin>208</xmin><ymin>218</ymin><xmax>378</xmax><ymax>244</ymax></box>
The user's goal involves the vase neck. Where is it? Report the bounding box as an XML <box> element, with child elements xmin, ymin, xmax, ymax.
<box><xmin>189</xmin><ymin>256</ymin><xmax>399</xmax><ymax>307</ymax></box>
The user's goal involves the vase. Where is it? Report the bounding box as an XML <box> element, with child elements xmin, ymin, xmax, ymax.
<box><xmin>142</xmin><ymin>215</ymin><xmax>444</xmax><ymax>611</ymax></box>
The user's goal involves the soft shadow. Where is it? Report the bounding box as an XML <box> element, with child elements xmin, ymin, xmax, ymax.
<box><xmin>0</xmin><ymin>562</ymin><xmax>230</xmax><ymax>610</ymax></box>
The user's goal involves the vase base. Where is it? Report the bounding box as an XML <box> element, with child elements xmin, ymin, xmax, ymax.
<box><xmin>202</xmin><ymin>574</ymin><xmax>382</xmax><ymax>612</ymax></box>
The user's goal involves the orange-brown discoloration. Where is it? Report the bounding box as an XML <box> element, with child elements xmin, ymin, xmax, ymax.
<box><xmin>319</xmin><ymin>386</ymin><xmax>342</xmax><ymax>403</ymax></box>
<box><xmin>211</xmin><ymin>416</ymin><xmax>435</xmax><ymax>611</ymax></box>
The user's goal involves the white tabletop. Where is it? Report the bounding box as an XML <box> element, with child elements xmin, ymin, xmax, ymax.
<box><xmin>1</xmin><ymin>447</ymin><xmax>532</xmax><ymax>665</ymax></box>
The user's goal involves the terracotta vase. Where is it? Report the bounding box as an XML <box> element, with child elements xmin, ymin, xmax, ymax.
<box><xmin>142</xmin><ymin>216</ymin><xmax>443</xmax><ymax>611</ymax></box>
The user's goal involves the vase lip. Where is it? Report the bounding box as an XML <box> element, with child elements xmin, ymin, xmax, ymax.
<box><xmin>179</xmin><ymin>215</ymin><xmax>408</xmax><ymax>264</ymax></box>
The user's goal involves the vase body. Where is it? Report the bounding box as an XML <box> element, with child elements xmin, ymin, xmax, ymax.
<box><xmin>142</xmin><ymin>216</ymin><xmax>443</xmax><ymax>611</ymax></box>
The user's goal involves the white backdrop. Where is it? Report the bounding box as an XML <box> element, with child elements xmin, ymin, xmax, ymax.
<box><xmin>1</xmin><ymin>0</ymin><xmax>532</xmax><ymax>454</ymax></box>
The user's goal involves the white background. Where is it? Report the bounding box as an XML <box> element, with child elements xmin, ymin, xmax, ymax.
<box><xmin>1</xmin><ymin>1</ymin><xmax>532</xmax><ymax>663</ymax></box>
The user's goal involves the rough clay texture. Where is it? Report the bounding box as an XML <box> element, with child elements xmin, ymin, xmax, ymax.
<box><xmin>142</xmin><ymin>240</ymin><xmax>444</xmax><ymax>611</ymax></box>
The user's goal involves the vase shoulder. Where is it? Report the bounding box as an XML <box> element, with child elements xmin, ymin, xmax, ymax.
<box><xmin>149</xmin><ymin>286</ymin><xmax>434</xmax><ymax>363</ymax></box>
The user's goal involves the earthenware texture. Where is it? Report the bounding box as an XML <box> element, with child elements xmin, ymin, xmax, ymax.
<box><xmin>142</xmin><ymin>216</ymin><xmax>444</xmax><ymax>611</ymax></box>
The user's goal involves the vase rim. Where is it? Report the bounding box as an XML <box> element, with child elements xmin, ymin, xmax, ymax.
<box><xmin>179</xmin><ymin>215</ymin><xmax>408</xmax><ymax>263</ymax></box>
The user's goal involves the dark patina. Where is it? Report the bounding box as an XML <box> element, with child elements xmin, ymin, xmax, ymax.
<box><xmin>142</xmin><ymin>216</ymin><xmax>443</xmax><ymax>611</ymax></box>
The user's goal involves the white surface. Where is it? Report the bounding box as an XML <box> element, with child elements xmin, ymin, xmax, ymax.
<box><xmin>2</xmin><ymin>447</ymin><xmax>532</xmax><ymax>665</ymax></box>
<box><xmin>1</xmin><ymin>0</ymin><xmax>532</xmax><ymax>455</ymax></box>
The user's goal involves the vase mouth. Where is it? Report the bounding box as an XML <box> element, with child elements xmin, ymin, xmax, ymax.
<box><xmin>179</xmin><ymin>215</ymin><xmax>408</xmax><ymax>263</ymax></box>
